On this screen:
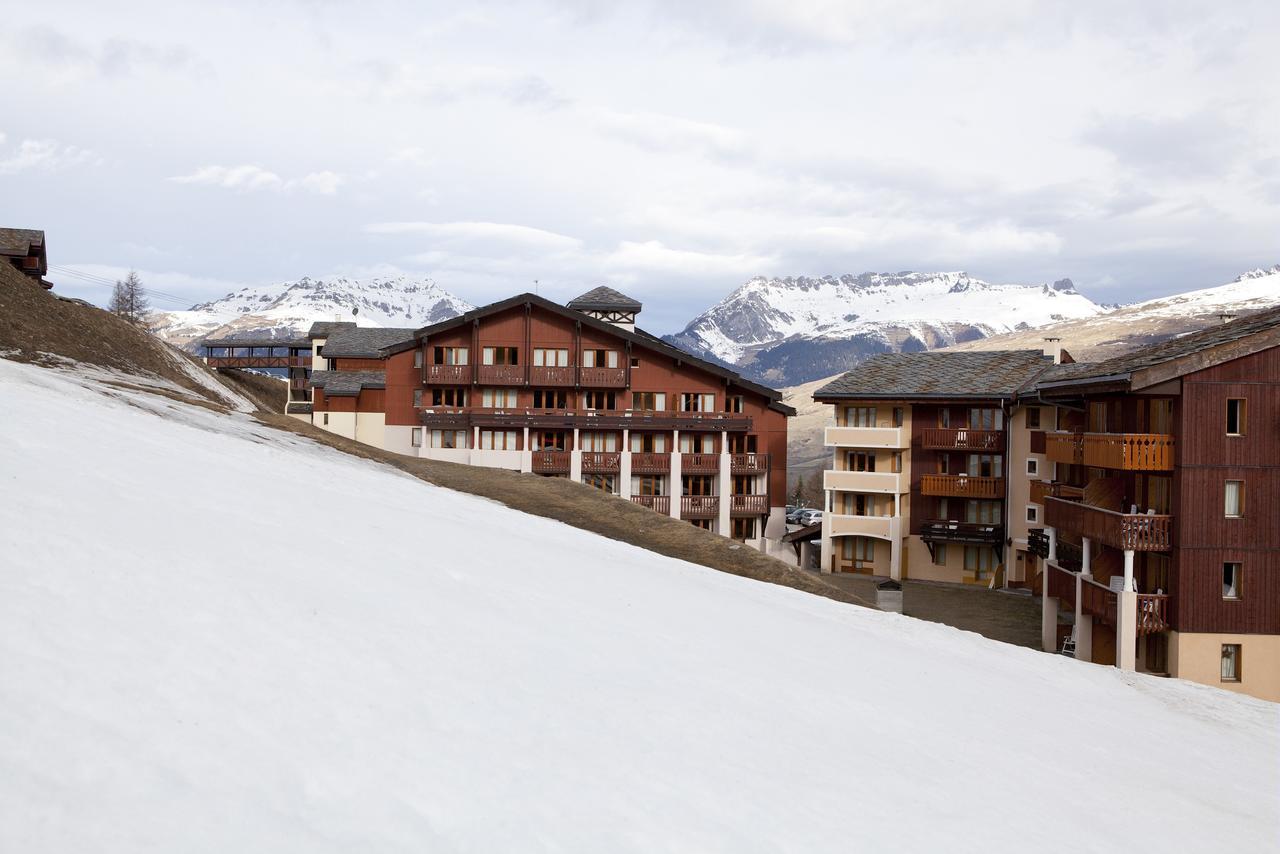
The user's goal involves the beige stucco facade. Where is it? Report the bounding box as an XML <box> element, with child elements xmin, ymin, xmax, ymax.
<box><xmin>1168</xmin><ymin>631</ymin><xmax>1280</xmax><ymax>703</ymax></box>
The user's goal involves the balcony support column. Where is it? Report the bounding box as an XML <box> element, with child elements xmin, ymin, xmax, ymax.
<box><xmin>718</xmin><ymin>430</ymin><xmax>732</xmax><ymax>536</ymax></box>
<box><xmin>1041</xmin><ymin>586</ymin><xmax>1059</xmax><ymax>653</ymax></box>
<box><xmin>1116</xmin><ymin>548</ymin><xmax>1138</xmax><ymax>671</ymax></box>
<box><xmin>820</xmin><ymin>513</ymin><xmax>833</xmax><ymax>574</ymax></box>
<box><xmin>1081</xmin><ymin>537</ymin><xmax>1092</xmax><ymax>578</ymax></box>
<box><xmin>889</xmin><ymin>525</ymin><xmax>902</xmax><ymax>582</ymax></box>
<box><xmin>520</xmin><ymin>426</ymin><xmax>532</xmax><ymax>474</ymax></box>
<box><xmin>668</xmin><ymin>430</ymin><xmax>682</xmax><ymax>519</ymax></box>
<box><xmin>619</xmin><ymin>428</ymin><xmax>632</xmax><ymax>500</ymax></box>
<box><xmin>570</xmin><ymin>427</ymin><xmax>582</xmax><ymax>482</ymax></box>
<box><xmin>1046</xmin><ymin>526</ymin><xmax>1057</xmax><ymax>562</ymax></box>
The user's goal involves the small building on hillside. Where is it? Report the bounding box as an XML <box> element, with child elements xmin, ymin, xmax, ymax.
<box><xmin>0</xmin><ymin>228</ymin><xmax>52</xmax><ymax>288</ymax></box>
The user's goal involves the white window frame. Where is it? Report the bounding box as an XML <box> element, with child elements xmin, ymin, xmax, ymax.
<box><xmin>1223</xmin><ymin>562</ymin><xmax>1242</xmax><ymax>600</ymax></box>
<box><xmin>411</xmin><ymin>427</ymin><xmax>423</xmax><ymax>447</ymax></box>
<box><xmin>1224</xmin><ymin>480</ymin><xmax>1244</xmax><ymax>518</ymax></box>
<box><xmin>1026</xmin><ymin>458</ymin><xmax>1039</xmax><ymax>476</ymax></box>
<box><xmin>1026</xmin><ymin>505</ymin><xmax>1038</xmax><ymax>523</ymax></box>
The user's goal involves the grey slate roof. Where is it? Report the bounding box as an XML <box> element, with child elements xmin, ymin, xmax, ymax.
<box><xmin>204</xmin><ymin>336</ymin><xmax>310</xmax><ymax>348</ymax></box>
<box><xmin>814</xmin><ymin>350</ymin><xmax>1052</xmax><ymax>400</ymax></box>
<box><xmin>0</xmin><ymin>227</ymin><xmax>44</xmax><ymax>256</ymax></box>
<box><xmin>307</xmin><ymin>321</ymin><xmax>356</xmax><ymax>339</ymax></box>
<box><xmin>308</xmin><ymin>370</ymin><xmax>386</xmax><ymax>396</ymax></box>
<box><xmin>567</xmin><ymin>286</ymin><xmax>642</xmax><ymax>312</ymax></box>
<box><xmin>319</xmin><ymin>326</ymin><xmax>416</xmax><ymax>358</ymax></box>
<box><xmin>286</xmin><ymin>402</ymin><xmax>314</xmax><ymax>415</ymax></box>
<box><xmin>1037</xmin><ymin>304</ymin><xmax>1280</xmax><ymax>385</ymax></box>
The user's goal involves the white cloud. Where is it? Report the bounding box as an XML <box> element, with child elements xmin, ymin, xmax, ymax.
<box><xmin>169</xmin><ymin>165</ymin><xmax>343</xmax><ymax>195</ymax></box>
<box><xmin>604</xmin><ymin>240</ymin><xmax>775</xmax><ymax>278</ymax></box>
<box><xmin>595</xmin><ymin>109</ymin><xmax>750</xmax><ymax>161</ymax></box>
<box><xmin>365</xmin><ymin>221</ymin><xmax>585</xmax><ymax>253</ymax></box>
<box><xmin>0</xmin><ymin>134</ymin><xmax>98</xmax><ymax>175</ymax></box>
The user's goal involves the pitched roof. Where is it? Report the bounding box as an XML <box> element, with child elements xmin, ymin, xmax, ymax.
<box><xmin>203</xmin><ymin>336</ymin><xmax>310</xmax><ymax>348</ymax></box>
<box><xmin>567</xmin><ymin>286</ymin><xmax>642</xmax><ymax>312</ymax></box>
<box><xmin>382</xmin><ymin>292</ymin><xmax>795</xmax><ymax>415</ymax></box>
<box><xmin>0</xmin><ymin>228</ymin><xmax>44</xmax><ymax>257</ymax></box>
<box><xmin>319</xmin><ymin>326</ymin><xmax>416</xmax><ymax>358</ymax></box>
<box><xmin>814</xmin><ymin>351</ymin><xmax>1052</xmax><ymax>400</ymax></box>
<box><xmin>308</xmin><ymin>370</ymin><xmax>386</xmax><ymax>396</ymax></box>
<box><xmin>307</xmin><ymin>321</ymin><xmax>356</xmax><ymax>339</ymax></box>
<box><xmin>1036</xmin><ymin>304</ymin><xmax>1280</xmax><ymax>389</ymax></box>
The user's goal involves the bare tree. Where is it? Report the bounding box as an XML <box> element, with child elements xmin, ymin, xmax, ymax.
<box><xmin>108</xmin><ymin>280</ymin><xmax>131</xmax><ymax>319</ymax></box>
<box><xmin>109</xmin><ymin>271</ymin><xmax>150</xmax><ymax>324</ymax></box>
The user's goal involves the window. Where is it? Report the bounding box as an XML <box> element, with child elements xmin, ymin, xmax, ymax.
<box><xmin>631</xmin><ymin>433</ymin><xmax>667</xmax><ymax>453</ymax></box>
<box><xmin>480</xmin><ymin>388</ymin><xmax>519</xmax><ymax>408</ymax></box>
<box><xmin>532</xmin><ymin>389</ymin><xmax>568</xmax><ymax>409</ymax></box>
<box><xmin>731</xmin><ymin>517</ymin><xmax>757</xmax><ymax>541</ymax></box>
<box><xmin>431</xmin><ymin>387</ymin><xmax>468</xmax><ymax>407</ymax></box>
<box><xmin>967</xmin><ymin>454</ymin><xmax>1003</xmax><ymax>478</ymax></box>
<box><xmin>969</xmin><ymin>408</ymin><xmax>1003</xmax><ymax>430</ymax></box>
<box><xmin>582</xmin><ymin>349</ymin><xmax>619</xmax><ymax>368</ymax></box>
<box><xmin>892</xmin><ymin>407</ymin><xmax>905</xmax><ymax>428</ymax></box>
<box><xmin>1225</xmin><ymin>480</ymin><xmax>1244</xmax><ymax>518</ymax></box>
<box><xmin>731</xmin><ymin>474</ymin><xmax>757</xmax><ymax>496</ymax></box>
<box><xmin>682</xmin><ymin>475</ymin><xmax>714</xmax><ymax>495</ymax></box>
<box><xmin>932</xmin><ymin>544</ymin><xmax>947</xmax><ymax>566</ymax></box>
<box><xmin>1226</xmin><ymin>398</ymin><xmax>1246</xmax><ymax>436</ymax></box>
<box><xmin>844</xmin><ymin>406</ymin><xmax>876</xmax><ymax>427</ymax></box>
<box><xmin>1147</xmin><ymin>399</ymin><xmax>1174</xmax><ymax>434</ymax></box>
<box><xmin>532</xmin><ymin>347</ymin><xmax>569</xmax><ymax>367</ymax></box>
<box><xmin>728</xmin><ymin>434</ymin><xmax>758</xmax><ymax>454</ymax></box>
<box><xmin>630</xmin><ymin>357</ymin><xmax>640</xmax><ymax>368</ymax></box>
<box><xmin>322</xmin><ymin>413</ymin><xmax>329</xmax><ymax>426</ymax></box>
<box><xmin>1025</xmin><ymin>407</ymin><xmax>1041</xmax><ymax>429</ymax></box>
<box><xmin>938</xmin><ymin>408</ymin><xmax>950</xmax><ymax>428</ymax></box>
<box><xmin>582</xmin><ymin>390</ymin><xmax>617</xmax><ymax>410</ymax></box>
<box><xmin>1026</xmin><ymin>458</ymin><xmax>1039</xmax><ymax>476</ymax></box>
<box><xmin>482</xmin><ymin>346</ymin><xmax>518</xmax><ymax>366</ymax></box>
<box><xmin>965</xmin><ymin>546</ymin><xmax>997</xmax><ymax>579</ymax></box>
<box><xmin>433</xmin><ymin>346</ymin><xmax>468</xmax><ymax>365</ymax></box>
<box><xmin>966</xmin><ymin>500</ymin><xmax>1001</xmax><ymax>524</ymax></box>
<box><xmin>1223</xmin><ymin>562</ymin><xmax>1242</xmax><ymax>599</ymax></box>
<box><xmin>413</xmin><ymin>349</ymin><xmax>423</xmax><ymax>369</ymax></box>
<box><xmin>412</xmin><ymin>389</ymin><xmax>423</xmax><ymax>408</ymax></box>
<box><xmin>689</xmin><ymin>518</ymin><xmax>713</xmax><ymax>530</ymax></box>
<box><xmin>583</xmin><ymin>473</ymin><xmax>617</xmax><ymax>493</ymax></box>
<box><xmin>631</xmin><ymin>475</ymin><xmax>666</xmax><ymax>496</ymax></box>
<box><xmin>411</xmin><ymin>427</ymin><xmax>422</xmax><ymax>447</ymax></box>
<box><xmin>681</xmin><ymin>392</ymin><xmax>716</xmax><ymax>412</ymax></box>
<box><xmin>890</xmin><ymin>452</ymin><xmax>903</xmax><ymax>473</ymax></box>
<box><xmin>726</xmin><ymin>395</ymin><xmax>745</xmax><ymax>414</ymax></box>
<box><xmin>1026</xmin><ymin>505</ymin><xmax>1038</xmax><ymax>523</ymax></box>
<box><xmin>479</xmin><ymin>430</ymin><xmax>519</xmax><ymax>450</ymax></box>
<box><xmin>633</xmin><ymin>392</ymin><xmax>666</xmax><ymax>411</ymax></box>
<box><xmin>844</xmin><ymin>537</ymin><xmax>874</xmax><ymax>566</ymax></box>
<box><xmin>1221</xmin><ymin>644</ymin><xmax>1242</xmax><ymax>682</ymax></box>
<box><xmin>533</xmin><ymin>431</ymin><xmax>567</xmax><ymax>451</ymax></box>
<box><xmin>679</xmin><ymin>433</ymin><xmax>715</xmax><ymax>454</ymax></box>
<box><xmin>846</xmin><ymin>451</ymin><xmax>876</xmax><ymax>472</ymax></box>
<box><xmin>429</xmin><ymin>429</ymin><xmax>468</xmax><ymax>449</ymax></box>
<box><xmin>579</xmin><ymin>431</ymin><xmax>618</xmax><ymax>452</ymax></box>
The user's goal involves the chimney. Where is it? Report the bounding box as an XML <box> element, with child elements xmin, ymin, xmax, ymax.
<box><xmin>1043</xmin><ymin>336</ymin><xmax>1063</xmax><ymax>365</ymax></box>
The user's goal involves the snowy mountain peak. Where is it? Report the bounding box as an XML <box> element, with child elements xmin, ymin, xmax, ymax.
<box><xmin>1233</xmin><ymin>264</ymin><xmax>1280</xmax><ymax>282</ymax></box>
<box><xmin>150</xmin><ymin>275</ymin><xmax>473</xmax><ymax>350</ymax></box>
<box><xmin>664</xmin><ymin>270</ymin><xmax>1104</xmax><ymax>385</ymax></box>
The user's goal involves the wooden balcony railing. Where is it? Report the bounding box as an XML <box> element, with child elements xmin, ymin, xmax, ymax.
<box><xmin>680</xmin><ymin>495</ymin><xmax>719</xmax><ymax>519</ymax></box>
<box><xmin>730</xmin><ymin>494</ymin><xmax>769</xmax><ymax>516</ymax></box>
<box><xmin>1029</xmin><ymin>480</ymin><xmax>1085</xmax><ymax>504</ymax></box>
<box><xmin>579</xmin><ymin>367</ymin><xmax>627</xmax><ymax>388</ymax></box>
<box><xmin>730</xmin><ymin>453</ymin><xmax>769</xmax><ymax>474</ymax></box>
<box><xmin>529</xmin><ymin>366</ymin><xmax>575</xmax><ymax>386</ymax></box>
<box><xmin>1137</xmin><ymin>594</ymin><xmax>1170</xmax><ymax>636</ymax></box>
<box><xmin>1081</xmin><ymin>433</ymin><xmax>1174</xmax><ymax>471</ymax></box>
<box><xmin>1080</xmin><ymin>576</ymin><xmax>1117</xmax><ymax>626</ymax></box>
<box><xmin>920</xmin><ymin>428</ymin><xmax>1005</xmax><ymax>452</ymax></box>
<box><xmin>581</xmin><ymin>452</ymin><xmax>621</xmax><ymax>473</ymax></box>
<box><xmin>631</xmin><ymin>453</ymin><xmax>670</xmax><ymax>474</ymax></box>
<box><xmin>531</xmin><ymin>451</ymin><xmax>570</xmax><ymax>474</ymax></box>
<box><xmin>476</xmin><ymin>364</ymin><xmax>524</xmax><ymax>385</ymax></box>
<box><xmin>1046</xmin><ymin>563</ymin><xmax>1076</xmax><ymax>609</ymax></box>
<box><xmin>1044</xmin><ymin>432</ymin><xmax>1084</xmax><ymax>466</ymax></box>
<box><xmin>1043</xmin><ymin>497</ymin><xmax>1171</xmax><ymax>551</ymax></box>
<box><xmin>920</xmin><ymin>520</ymin><xmax>1003</xmax><ymax>545</ymax></box>
<box><xmin>1027</xmin><ymin>527</ymin><xmax>1050</xmax><ymax>559</ymax></box>
<box><xmin>631</xmin><ymin>495</ymin><xmax>670</xmax><ymax>515</ymax></box>
<box><xmin>681</xmin><ymin>453</ymin><xmax>720</xmax><ymax>474</ymax></box>
<box><xmin>919</xmin><ymin>474</ymin><xmax>1004</xmax><ymax>498</ymax></box>
<box><xmin>427</xmin><ymin>364</ymin><xmax>471</xmax><ymax>384</ymax></box>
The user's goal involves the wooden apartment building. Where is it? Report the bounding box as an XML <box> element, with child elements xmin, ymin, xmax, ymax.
<box><xmin>206</xmin><ymin>288</ymin><xmax>794</xmax><ymax>553</ymax></box>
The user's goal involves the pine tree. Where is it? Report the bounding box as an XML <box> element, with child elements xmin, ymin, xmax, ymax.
<box><xmin>108</xmin><ymin>280</ymin><xmax>131</xmax><ymax>319</ymax></box>
<box><xmin>121</xmin><ymin>270</ymin><xmax>149</xmax><ymax>324</ymax></box>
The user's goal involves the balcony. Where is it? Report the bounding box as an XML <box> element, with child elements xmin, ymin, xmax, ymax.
<box><xmin>579</xmin><ymin>367</ymin><xmax>627</xmax><ymax>388</ymax></box>
<box><xmin>630</xmin><ymin>453</ymin><xmax>670</xmax><ymax>474</ymax></box>
<box><xmin>1046</xmin><ymin>562</ymin><xmax>1076</xmax><ymax>608</ymax></box>
<box><xmin>920</xmin><ymin>428</ymin><xmax>1005</xmax><ymax>452</ymax></box>
<box><xmin>529</xmin><ymin>366</ymin><xmax>575</xmax><ymax>386</ymax></box>
<box><xmin>1044</xmin><ymin>432</ymin><xmax>1175</xmax><ymax>471</ymax></box>
<box><xmin>730</xmin><ymin>453</ymin><xmax>769</xmax><ymax>474</ymax></box>
<box><xmin>823</xmin><ymin>469</ymin><xmax>907</xmax><ymax>494</ymax></box>
<box><xmin>582</xmin><ymin>452</ymin><xmax>621</xmax><ymax>474</ymax></box>
<box><xmin>1137</xmin><ymin>594</ymin><xmax>1170</xmax><ymax>635</ymax></box>
<box><xmin>1027</xmin><ymin>528</ymin><xmax>1050</xmax><ymax>559</ymax></box>
<box><xmin>824</xmin><ymin>425</ymin><xmax>906</xmax><ymax>449</ymax></box>
<box><xmin>920</xmin><ymin>520</ymin><xmax>1002</xmax><ymax>546</ymax></box>
<box><xmin>631</xmin><ymin>495</ymin><xmax>670</xmax><ymax>515</ymax></box>
<box><xmin>531</xmin><ymin>451</ymin><xmax>571</xmax><ymax>474</ymax></box>
<box><xmin>729</xmin><ymin>494</ymin><xmax>769</xmax><ymax>516</ymax></box>
<box><xmin>681</xmin><ymin>453</ymin><xmax>720</xmax><ymax>474</ymax></box>
<box><xmin>427</xmin><ymin>364</ymin><xmax>471</xmax><ymax>384</ymax></box>
<box><xmin>829</xmin><ymin>514</ymin><xmax>899</xmax><ymax>540</ymax></box>
<box><xmin>1029</xmin><ymin>480</ymin><xmax>1085</xmax><ymax>504</ymax></box>
<box><xmin>680</xmin><ymin>495</ymin><xmax>719</xmax><ymax>519</ymax></box>
<box><xmin>1043</xmin><ymin>496</ymin><xmax>1171</xmax><ymax>551</ymax></box>
<box><xmin>919</xmin><ymin>474</ymin><xmax>1003</xmax><ymax>499</ymax></box>
<box><xmin>476</xmin><ymin>365</ymin><xmax>524</xmax><ymax>385</ymax></box>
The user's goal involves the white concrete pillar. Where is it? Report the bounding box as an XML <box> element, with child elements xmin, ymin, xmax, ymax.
<box><xmin>570</xmin><ymin>426</ymin><xmax>582</xmax><ymax>482</ymax></box>
<box><xmin>669</xmin><ymin>430</ymin><xmax>682</xmax><ymax>519</ymax></box>
<box><xmin>1074</xmin><ymin>575</ymin><xmax>1093</xmax><ymax>664</ymax></box>
<box><xmin>1042</xmin><ymin>592</ymin><xmax>1060</xmax><ymax>653</ymax></box>
<box><xmin>820</xmin><ymin>515</ymin><xmax>833</xmax><ymax>574</ymax></box>
<box><xmin>1046</xmin><ymin>526</ymin><xmax>1057</xmax><ymax>562</ymax></box>
<box><xmin>717</xmin><ymin>430</ymin><xmax>732</xmax><ymax>536</ymax></box>
<box><xmin>520</xmin><ymin>426</ymin><xmax>532</xmax><ymax>473</ymax></box>
<box><xmin>889</xmin><ymin>537</ymin><xmax>902</xmax><ymax>581</ymax></box>
<box><xmin>1122</xmin><ymin>549</ymin><xmax>1135</xmax><ymax>590</ymax></box>
<box><xmin>619</xmin><ymin>451</ymin><xmax>632</xmax><ymax>501</ymax></box>
<box><xmin>1081</xmin><ymin>537</ymin><xmax>1092</xmax><ymax>578</ymax></box>
<box><xmin>1116</xmin><ymin>589</ymin><xmax>1138</xmax><ymax>671</ymax></box>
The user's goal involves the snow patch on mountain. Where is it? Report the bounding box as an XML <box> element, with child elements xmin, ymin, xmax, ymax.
<box><xmin>148</xmin><ymin>275</ymin><xmax>473</xmax><ymax>350</ymax></box>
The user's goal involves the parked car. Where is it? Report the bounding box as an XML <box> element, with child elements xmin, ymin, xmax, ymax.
<box><xmin>786</xmin><ymin>507</ymin><xmax>808</xmax><ymax>525</ymax></box>
<box><xmin>798</xmin><ymin>509</ymin><xmax>824</xmax><ymax>526</ymax></box>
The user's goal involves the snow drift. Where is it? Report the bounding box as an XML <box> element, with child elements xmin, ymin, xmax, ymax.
<box><xmin>1</xmin><ymin>358</ymin><xmax>1276</xmax><ymax>852</ymax></box>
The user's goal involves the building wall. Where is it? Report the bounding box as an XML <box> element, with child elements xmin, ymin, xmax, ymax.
<box><xmin>1006</xmin><ymin>403</ymin><xmax>1051</xmax><ymax>586</ymax></box>
<box><xmin>1168</xmin><ymin>630</ymin><xmax>1280</xmax><ymax>702</ymax></box>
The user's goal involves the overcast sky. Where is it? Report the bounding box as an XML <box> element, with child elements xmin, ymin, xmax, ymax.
<box><xmin>3</xmin><ymin>0</ymin><xmax>1278</xmax><ymax>333</ymax></box>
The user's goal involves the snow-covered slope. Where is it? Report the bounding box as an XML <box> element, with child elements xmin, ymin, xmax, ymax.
<box><xmin>148</xmin><ymin>275</ymin><xmax>473</xmax><ymax>350</ymax></box>
<box><xmin>3</xmin><ymin>356</ymin><xmax>1277</xmax><ymax>852</ymax></box>
<box><xmin>666</xmin><ymin>272</ymin><xmax>1104</xmax><ymax>385</ymax></box>
<box><xmin>947</xmin><ymin>265</ymin><xmax>1280</xmax><ymax>362</ymax></box>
